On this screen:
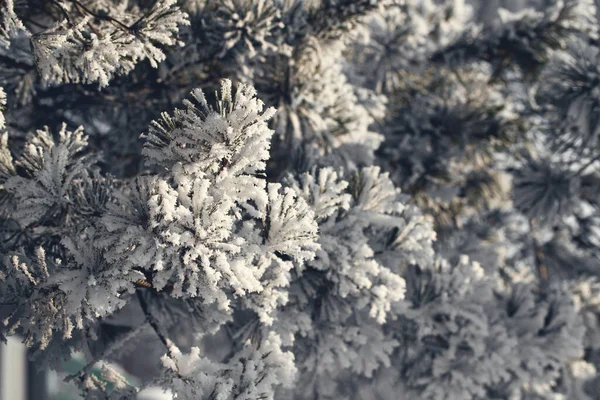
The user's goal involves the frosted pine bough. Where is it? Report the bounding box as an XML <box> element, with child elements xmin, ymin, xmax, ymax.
<box><xmin>3</xmin><ymin>0</ymin><xmax>190</xmax><ymax>87</ymax></box>
<box><xmin>0</xmin><ymin>80</ymin><xmax>318</xmax><ymax>397</ymax></box>
<box><xmin>0</xmin><ymin>78</ymin><xmax>432</xmax><ymax>399</ymax></box>
<box><xmin>107</xmin><ymin>80</ymin><xmax>320</xmax><ymax>313</ymax></box>
<box><xmin>0</xmin><ymin>76</ymin><xmax>428</xmax><ymax>398</ymax></box>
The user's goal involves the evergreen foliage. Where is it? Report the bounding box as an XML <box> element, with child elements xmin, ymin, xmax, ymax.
<box><xmin>1</xmin><ymin>1</ymin><xmax>600</xmax><ymax>399</ymax></box>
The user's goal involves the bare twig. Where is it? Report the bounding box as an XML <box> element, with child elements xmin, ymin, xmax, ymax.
<box><xmin>571</xmin><ymin>153</ymin><xmax>600</xmax><ymax>178</ymax></box>
<box><xmin>70</xmin><ymin>0</ymin><xmax>131</xmax><ymax>32</ymax></box>
<box><xmin>529</xmin><ymin>219</ymin><xmax>549</xmax><ymax>285</ymax></box>
<box><xmin>135</xmin><ymin>289</ymin><xmax>171</xmax><ymax>353</ymax></box>
<box><xmin>48</xmin><ymin>0</ymin><xmax>74</xmax><ymax>27</ymax></box>
<box><xmin>64</xmin><ymin>322</ymin><xmax>147</xmax><ymax>383</ymax></box>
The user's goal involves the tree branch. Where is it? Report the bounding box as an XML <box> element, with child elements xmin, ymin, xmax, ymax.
<box><xmin>64</xmin><ymin>322</ymin><xmax>147</xmax><ymax>383</ymax></box>
<box><xmin>69</xmin><ymin>0</ymin><xmax>131</xmax><ymax>32</ymax></box>
<box><xmin>136</xmin><ymin>288</ymin><xmax>171</xmax><ymax>353</ymax></box>
<box><xmin>529</xmin><ymin>219</ymin><xmax>548</xmax><ymax>285</ymax></box>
